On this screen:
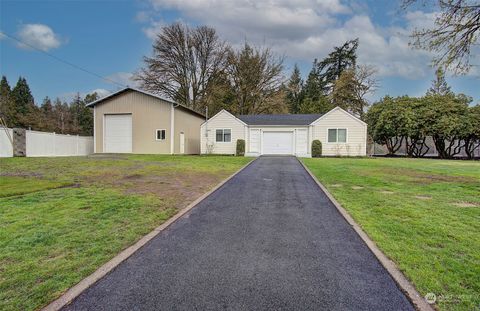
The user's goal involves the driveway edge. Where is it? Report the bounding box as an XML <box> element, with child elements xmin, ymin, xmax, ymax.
<box><xmin>298</xmin><ymin>159</ymin><xmax>434</xmax><ymax>311</ymax></box>
<box><xmin>42</xmin><ymin>158</ymin><xmax>256</xmax><ymax>311</ymax></box>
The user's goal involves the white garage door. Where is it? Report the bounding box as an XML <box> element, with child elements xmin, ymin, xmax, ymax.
<box><xmin>104</xmin><ymin>114</ymin><xmax>132</xmax><ymax>153</ymax></box>
<box><xmin>263</xmin><ymin>132</ymin><xmax>293</xmax><ymax>155</ymax></box>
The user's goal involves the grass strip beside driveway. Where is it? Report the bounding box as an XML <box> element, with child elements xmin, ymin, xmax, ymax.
<box><xmin>0</xmin><ymin>155</ymin><xmax>251</xmax><ymax>311</ymax></box>
<box><xmin>302</xmin><ymin>157</ymin><xmax>480</xmax><ymax>311</ymax></box>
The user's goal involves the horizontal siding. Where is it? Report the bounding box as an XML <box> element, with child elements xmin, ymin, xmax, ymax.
<box><xmin>201</xmin><ymin>111</ymin><xmax>245</xmax><ymax>154</ymax></box>
<box><xmin>313</xmin><ymin>109</ymin><xmax>367</xmax><ymax>156</ymax></box>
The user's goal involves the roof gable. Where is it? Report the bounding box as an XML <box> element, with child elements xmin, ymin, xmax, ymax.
<box><xmin>86</xmin><ymin>87</ymin><xmax>205</xmax><ymax>118</ymax></box>
<box><xmin>202</xmin><ymin>109</ymin><xmax>247</xmax><ymax>126</ymax></box>
<box><xmin>311</xmin><ymin>107</ymin><xmax>367</xmax><ymax>126</ymax></box>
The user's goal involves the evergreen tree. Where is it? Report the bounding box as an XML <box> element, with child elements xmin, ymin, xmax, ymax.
<box><xmin>84</xmin><ymin>92</ymin><xmax>99</xmax><ymax>105</ymax></box>
<box><xmin>303</xmin><ymin>59</ymin><xmax>324</xmax><ymax>101</ymax></box>
<box><xmin>318</xmin><ymin>38</ymin><xmax>359</xmax><ymax>91</ymax></box>
<box><xmin>286</xmin><ymin>64</ymin><xmax>304</xmax><ymax>114</ymax></box>
<box><xmin>298</xmin><ymin>96</ymin><xmax>333</xmax><ymax>114</ymax></box>
<box><xmin>70</xmin><ymin>92</ymin><xmax>83</xmax><ymax>133</ymax></box>
<box><xmin>0</xmin><ymin>76</ymin><xmax>16</xmax><ymax>126</ymax></box>
<box><xmin>426</xmin><ymin>67</ymin><xmax>452</xmax><ymax>96</ymax></box>
<box><xmin>11</xmin><ymin>77</ymin><xmax>35</xmax><ymax>127</ymax></box>
<box><xmin>39</xmin><ymin>96</ymin><xmax>55</xmax><ymax>132</ymax></box>
<box><xmin>299</xmin><ymin>59</ymin><xmax>331</xmax><ymax>113</ymax></box>
<box><xmin>79</xmin><ymin>93</ymin><xmax>96</xmax><ymax>135</ymax></box>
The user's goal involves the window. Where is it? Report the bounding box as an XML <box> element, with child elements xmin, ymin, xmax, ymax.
<box><xmin>156</xmin><ymin>129</ymin><xmax>166</xmax><ymax>141</ymax></box>
<box><xmin>215</xmin><ymin>129</ymin><xmax>231</xmax><ymax>142</ymax></box>
<box><xmin>328</xmin><ymin>129</ymin><xmax>347</xmax><ymax>143</ymax></box>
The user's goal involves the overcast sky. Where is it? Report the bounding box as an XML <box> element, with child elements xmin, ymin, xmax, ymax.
<box><xmin>1</xmin><ymin>0</ymin><xmax>479</xmax><ymax>104</ymax></box>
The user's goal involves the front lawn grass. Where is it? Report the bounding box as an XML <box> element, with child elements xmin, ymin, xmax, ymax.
<box><xmin>302</xmin><ymin>157</ymin><xmax>480</xmax><ymax>311</ymax></box>
<box><xmin>0</xmin><ymin>155</ymin><xmax>251</xmax><ymax>311</ymax></box>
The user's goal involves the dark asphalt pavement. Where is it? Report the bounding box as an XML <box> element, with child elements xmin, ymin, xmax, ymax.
<box><xmin>64</xmin><ymin>156</ymin><xmax>414</xmax><ymax>311</ymax></box>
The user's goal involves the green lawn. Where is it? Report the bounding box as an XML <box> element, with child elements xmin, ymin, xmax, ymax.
<box><xmin>0</xmin><ymin>155</ymin><xmax>251</xmax><ymax>311</ymax></box>
<box><xmin>302</xmin><ymin>157</ymin><xmax>480</xmax><ymax>311</ymax></box>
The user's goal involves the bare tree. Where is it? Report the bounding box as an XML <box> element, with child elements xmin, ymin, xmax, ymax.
<box><xmin>136</xmin><ymin>23</ymin><xmax>230</xmax><ymax>111</ymax></box>
<box><xmin>227</xmin><ymin>43</ymin><xmax>285</xmax><ymax>114</ymax></box>
<box><xmin>404</xmin><ymin>0</ymin><xmax>480</xmax><ymax>74</ymax></box>
<box><xmin>330</xmin><ymin>65</ymin><xmax>378</xmax><ymax>119</ymax></box>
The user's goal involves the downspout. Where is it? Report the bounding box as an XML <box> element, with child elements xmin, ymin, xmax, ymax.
<box><xmin>93</xmin><ymin>108</ymin><xmax>96</xmax><ymax>153</ymax></box>
<box><xmin>204</xmin><ymin>106</ymin><xmax>208</xmax><ymax>154</ymax></box>
<box><xmin>171</xmin><ymin>103</ymin><xmax>179</xmax><ymax>154</ymax></box>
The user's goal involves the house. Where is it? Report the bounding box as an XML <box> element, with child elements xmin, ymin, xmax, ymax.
<box><xmin>200</xmin><ymin>107</ymin><xmax>367</xmax><ymax>157</ymax></box>
<box><xmin>87</xmin><ymin>88</ymin><xmax>205</xmax><ymax>154</ymax></box>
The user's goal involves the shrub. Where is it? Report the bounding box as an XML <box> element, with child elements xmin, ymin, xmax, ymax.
<box><xmin>236</xmin><ymin>139</ymin><xmax>245</xmax><ymax>156</ymax></box>
<box><xmin>312</xmin><ymin>140</ymin><xmax>322</xmax><ymax>157</ymax></box>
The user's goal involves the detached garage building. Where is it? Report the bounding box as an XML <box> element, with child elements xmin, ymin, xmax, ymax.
<box><xmin>88</xmin><ymin>88</ymin><xmax>205</xmax><ymax>154</ymax></box>
<box><xmin>201</xmin><ymin>107</ymin><xmax>367</xmax><ymax>157</ymax></box>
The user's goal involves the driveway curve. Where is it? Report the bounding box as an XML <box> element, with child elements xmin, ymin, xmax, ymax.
<box><xmin>64</xmin><ymin>156</ymin><xmax>413</xmax><ymax>311</ymax></box>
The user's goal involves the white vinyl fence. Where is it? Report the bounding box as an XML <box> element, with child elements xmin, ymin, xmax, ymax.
<box><xmin>26</xmin><ymin>130</ymin><xmax>94</xmax><ymax>157</ymax></box>
<box><xmin>0</xmin><ymin>128</ymin><xmax>13</xmax><ymax>157</ymax></box>
<box><xmin>0</xmin><ymin>128</ymin><xmax>94</xmax><ymax>157</ymax></box>
<box><xmin>370</xmin><ymin>136</ymin><xmax>480</xmax><ymax>158</ymax></box>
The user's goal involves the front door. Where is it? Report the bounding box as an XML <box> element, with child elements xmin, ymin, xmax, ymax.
<box><xmin>179</xmin><ymin>132</ymin><xmax>185</xmax><ymax>154</ymax></box>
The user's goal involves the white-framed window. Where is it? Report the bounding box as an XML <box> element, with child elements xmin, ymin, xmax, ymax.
<box><xmin>215</xmin><ymin>129</ymin><xmax>231</xmax><ymax>142</ymax></box>
<box><xmin>156</xmin><ymin>129</ymin><xmax>166</xmax><ymax>141</ymax></box>
<box><xmin>328</xmin><ymin>128</ymin><xmax>347</xmax><ymax>143</ymax></box>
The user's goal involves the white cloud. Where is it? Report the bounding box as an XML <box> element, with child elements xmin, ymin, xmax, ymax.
<box><xmin>90</xmin><ymin>88</ymin><xmax>111</xmax><ymax>98</ymax></box>
<box><xmin>143</xmin><ymin>20</ymin><xmax>166</xmax><ymax>40</ymax></box>
<box><xmin>16</xmin><ymin>24</ymin><xmax>62</xmax><ymax>51</ymax></box>
<box><xmin>135</xmin><ymin>11</ymin><xmax>151</xmax><ymax>23</ymax></box>
<box><xmin>145</xmin><ymin>0</ymin><xmax>348</xmax><ymax>42</ymax></box>
<box><xmin>142</xmin><ymin>0</ymin><xmax>440</xmax><ymax>78</ymax></box>
<box><xmin>106</xmin><ymin>72</ymin><xmax>140</xmax><ymax>88</ymax></box>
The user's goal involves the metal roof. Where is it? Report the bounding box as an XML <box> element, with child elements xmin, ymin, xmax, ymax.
<box><xmin>237</xmin><ymin>114</ymin><xmax>323</xmax><ymax>126</ymax></box>
<box><xmin>85</xmin><ymin>87</ymin><xmax>205</xmax><ymax>118</ymax></box>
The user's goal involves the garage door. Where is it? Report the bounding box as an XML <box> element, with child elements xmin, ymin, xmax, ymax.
<box><xmin>263</xmin><ymin>132</ymin><xmax>293</xmax><ymax>155</ymax></box>
<box><xmin>104</xmin><ymin>114</ymin><xmax>132</xmax><ymax>153</ymax></box>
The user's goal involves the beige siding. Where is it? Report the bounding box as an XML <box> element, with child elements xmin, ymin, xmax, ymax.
<box><xmin>312</xmin><ymin>108</ymin><xmax>367</xmax><ymax>156</ymax></box>
<box><xmin>174</xmin><ymin>107</ymin><xmax>204</xmax><ymax>154</ymax></box>
<box><xmin>94</xmin><ymin>90</ymin><xmax>172</xmax><ymax>154</ymax></box>
<box><xmin>200</xmin><ymin>110</ymin><xmax>246</xmax><ymax>154</ymax></box>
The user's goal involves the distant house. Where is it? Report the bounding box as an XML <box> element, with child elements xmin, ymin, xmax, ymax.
<box><xmin>201</xmin><ymin>107</ymin><xmax>367</xmax><ymax>157</ymax></box>
<box><xmin>87</xmin><ymin>88</ymin><xmax>205</xmax><ymax>154</ymax></box>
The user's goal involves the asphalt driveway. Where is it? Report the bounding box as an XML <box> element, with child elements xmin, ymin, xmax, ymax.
<box><xmin>64</xmin><ymin>156</ymin><xmax>413</xmax><ymax>311</ymax></box>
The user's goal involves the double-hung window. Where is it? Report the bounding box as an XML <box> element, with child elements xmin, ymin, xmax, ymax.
<box><xmin>215</xmin><ymin>129</ymin><xmax>231</xmax><ymax>142</ymax></box>
<box><xmin>156</xmin><ymin>129</ymin><xmax>166</xmax><ymax>141</ymax></box>
<box><xmin>328</xmin><ymin>129</ymin><xmax>347</xmax><ymax>143</ymax></box>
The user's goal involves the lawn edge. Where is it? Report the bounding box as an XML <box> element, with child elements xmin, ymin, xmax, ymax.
<box><xmin>298</xmin><ymin>158</ymin><xmax>434</xmax><ymax>311</ymax></box>
<box><xmin>41</xmin><ymin>157</ymin><xmax>256</xmax><ymax>311</ymax></box>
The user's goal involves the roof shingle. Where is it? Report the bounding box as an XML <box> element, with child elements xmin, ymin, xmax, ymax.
<box><xmin>237</xmin><ymin>114</ymin><xmax>323</xmax><ymax>126</ymax></box>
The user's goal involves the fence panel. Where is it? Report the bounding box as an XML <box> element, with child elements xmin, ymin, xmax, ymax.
<box><xmin>26</xmin><ymin>130</ymin><xmax>93</xmax><ymax>157</ymax></box>
<box><xmin>0</xmin><ymin>128</ymin><xmax>13</xmax><ymax>157</ymax></box>
<box><xmin>372</xmin><ymin>136</ymin><xmax>480</xmax><ymax>158</ymax></box>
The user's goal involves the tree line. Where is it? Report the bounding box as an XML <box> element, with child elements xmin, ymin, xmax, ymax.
<box><xmin>0</xmin><ymin>76</ymin><xmax>96</xmax><ymax>135</ymax></box>
<box><xmin>366</xmin><ymin>68</ymin><xmax>480</xmax><ymax>159</ymax></box>
<box><xmin>136</xmin><ymin>23</ymin><xmax>377</xmax><ymax>118</ymax></box>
